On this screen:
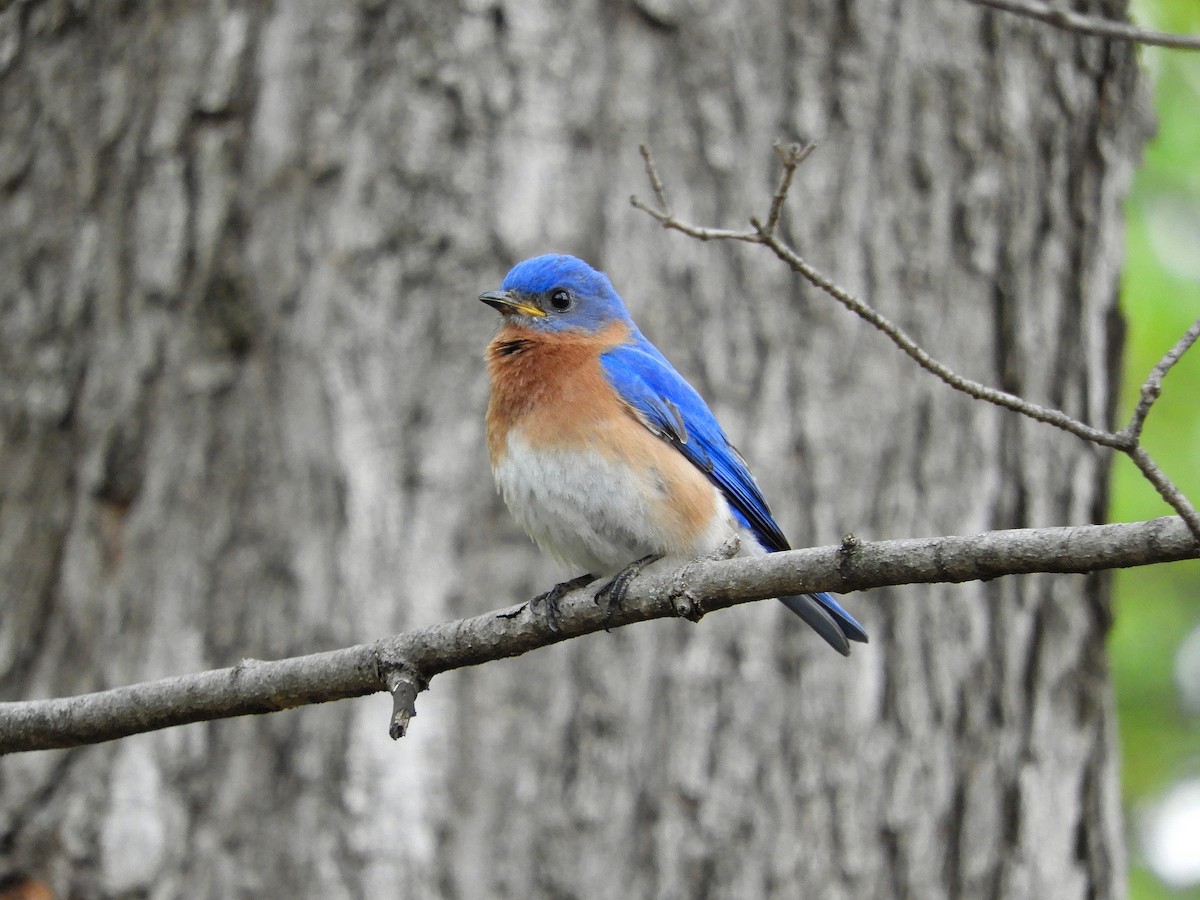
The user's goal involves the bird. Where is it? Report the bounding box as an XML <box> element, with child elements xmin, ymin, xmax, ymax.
<box><xmin>478</xmin><ymin>253</ymin><xmax>867</xmax><ymax>655</ymax></box>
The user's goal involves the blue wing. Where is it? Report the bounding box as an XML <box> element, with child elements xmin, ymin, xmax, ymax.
<box><xmin>600</xmin><ymin>334</ymin><xmax>788</xmax><ymax>552</ymax></box>
<box><xmin>600</xmin><ymin>332</ymin><xmax>868</xmax><ymax>653</ymax></box>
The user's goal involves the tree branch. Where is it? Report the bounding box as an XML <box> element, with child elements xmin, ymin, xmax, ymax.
<box><xmin>965</xmin><ymin>0</ymin><xmax>1200</xmax><ymax>51</ymax></box>
<box><xmin>748</xmin><ymin>218</ymin><xmax>1124</xmax><ymax>450</ymax></box>
<box><xmin>631</xmin><ymin>144</ymin><xmax>1200</xmax><ymax>544</ymax></box>
<box><xmin>2</xmin><ymin>517</ymin><xmax>1196</xmax><ymax>755</ymax></box>
<box><xmin>1121</xmin><ymin>316</ymin><xmax>1200</xmax><ymax>443</ymax></box>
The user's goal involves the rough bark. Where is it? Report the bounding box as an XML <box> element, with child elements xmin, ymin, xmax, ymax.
<box><xmin>0</xmin><ymin>1</ymin><xmax>1146</xmax><ymax>898</ymax></box>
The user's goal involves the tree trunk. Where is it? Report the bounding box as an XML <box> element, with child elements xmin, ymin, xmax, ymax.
<box><xmin>0</xmin><ymin>1</ymin><xmax>1145</xmax><ymax>897</ymax></box>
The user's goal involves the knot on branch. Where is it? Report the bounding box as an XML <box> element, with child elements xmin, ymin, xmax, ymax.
<box><xmin>671</xmin><ymin>589</ymin><xmax>704</xmax><ymax>622</ymax></box>
<box><xmin>837</xmin><ymin>532</ymin><xmax>862</xmax><ymax>583</ymax></box>
<box><xmin>667</xmin><ymin>534</ymin><xmax>742</xmax><ymax>623</ymax></box>
<box><xmin>668</xmin><ymin>562</ymin><xmax>707</xmax><ymax>623</ymax></box>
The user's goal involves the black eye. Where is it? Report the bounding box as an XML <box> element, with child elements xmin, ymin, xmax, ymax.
<box><xmin>549</xmin><ymin>289</ymin><xmax>572</xmax><ymax>311</ymax></box>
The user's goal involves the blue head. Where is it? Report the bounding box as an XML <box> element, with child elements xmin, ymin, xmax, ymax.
<box><xmin>479</xmin><ymin>254</ymin><xmax>633</xmax><ymax>334</ymax></box>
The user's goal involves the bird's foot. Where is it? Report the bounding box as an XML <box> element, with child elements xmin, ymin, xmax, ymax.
<box><xmin>527</xmin><ymin>573</ymin><xmax>595</xmax><ymax>633</ymax></box>
<box><xmin>595</xmin><ymin>554</ymin><xmax>661</xmax><ymax>616</ymax></box>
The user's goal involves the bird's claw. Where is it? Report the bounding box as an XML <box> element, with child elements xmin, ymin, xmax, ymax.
<box><xmin>528</xmin><ymin>573</ymin><xmax>595</xmax><ymax>632</ymax></box>
<box><xmin>595</xmin><ymin>554</ymin><xmax>661</xmax><ymax>615</ymax></box>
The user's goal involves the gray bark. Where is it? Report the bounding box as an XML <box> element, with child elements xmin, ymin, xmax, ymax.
<box><xmin>4</xmin><ymin>517</ymin><xmax>1197</xmax><ymax>756</ymax></box>
<box><xmin>0</xmin><ymin>1</ymin><xmax>1146</xmax><ymax>898</ymax></box>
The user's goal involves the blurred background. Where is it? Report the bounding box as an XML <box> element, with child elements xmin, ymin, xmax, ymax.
<box><xmin>1118</xmin><ymin>1</ymin><xmax>1200</xmax><ymax>896</ymax></box>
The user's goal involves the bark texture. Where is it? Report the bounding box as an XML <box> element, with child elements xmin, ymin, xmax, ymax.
<box><xmin>0</xmin><ymin>1</ymin><xmax>1145</xmax><ymax>898</ymax></box>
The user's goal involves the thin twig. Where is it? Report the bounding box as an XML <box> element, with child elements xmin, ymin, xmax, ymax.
<box><xmin>631</xmin><ymin>149</ymin><xmax>1121</xmax><ymax>450</ymax></box>
<box><xmin>631</xmin><ymin>145</ymin><xmax>764</xmax><ymax>243</ymax></box>
<box><xmin>628</xmin><ymin>196</ymin><xmax>762</xmax><ymax>243</ymax></box>
<box><xmin>764</xmin><ymin>141</ymin><xmax>816</xmax><ymax>235</ymax></box>
<box><xmin>749</xmin><ymin>220</ymin><xmax>1126</xmax><ymax>450</ymax></box>
<box><xmin>639</xmin><ymin>144</ymin><xmax>670</xmax><ymax>213</ymax></box>
<box><xmin>1</xmin><ymin>517</ymin><xmax>1196</xmax><ymax>753</ymax></box>
<box><xmin>1122</xmin><ymin>316</ymin><xmax>1200</xmax><ymax>442</ymax></box>
<box><xmin>966</xmin><ymin>0</ymin><xmax>1200</xmax><ymax>51</ymax></box>
<box><xmin>1126</xmin><ymin>447</ymin><xmax>1200</xmax><ymax>540</ymax></box>
<box><xmin>630</xmin><ymin>145</ymin><xmax>1200</xmax><ymax>545</ymax></box>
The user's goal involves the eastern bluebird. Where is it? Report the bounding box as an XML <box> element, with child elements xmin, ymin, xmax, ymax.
<box><xmin>479</xmin><ymin>254</ymin><xmax>868</xmax><ymax>655</ymax></box>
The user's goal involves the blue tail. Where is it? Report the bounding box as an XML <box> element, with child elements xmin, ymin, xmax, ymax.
<box><xmin>779</xmin><ymin>592</ymin><xmax>869</xmax><ymax>656</ymax></box>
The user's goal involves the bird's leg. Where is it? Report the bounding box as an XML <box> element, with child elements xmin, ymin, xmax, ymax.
<box><xmin>595</xmin><ymin>554</ymin><xmax>662</xmax><ymax>615</ymax></box>
<box><xmin>526</xmin><ymin>573</ymin><xmax>596</xmax><ymax>632</ymax></box>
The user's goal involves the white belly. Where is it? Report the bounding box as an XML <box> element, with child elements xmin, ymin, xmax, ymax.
<box><xmin>492</xmin><ymin>432</ymin><xmax>737</xmax><ymax>575</ymax></box>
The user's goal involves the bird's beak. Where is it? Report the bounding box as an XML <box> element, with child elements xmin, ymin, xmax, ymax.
<box><xmin>478</xmin><ymin>290</ymin><xmax>547</xmax><ymax>317</ymax></box>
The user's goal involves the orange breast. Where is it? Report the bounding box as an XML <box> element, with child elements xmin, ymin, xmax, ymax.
<box><xmin>485</xmin><ymin>321</ymin><xmax>725</xmax><ymax>550</ymax></box>
<box><xmin>485</xmin><ymin>320</ymin><xmax>634</xmax><ymax>460</ymax></box>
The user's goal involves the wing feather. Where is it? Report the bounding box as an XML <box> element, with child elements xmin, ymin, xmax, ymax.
<box><xmin>600</xmin><ymin>335</ymin><xmax>789</xmax><ymax>553</ymax></box>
